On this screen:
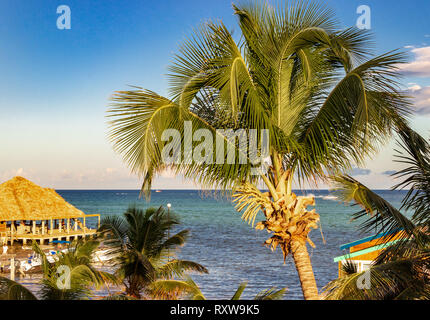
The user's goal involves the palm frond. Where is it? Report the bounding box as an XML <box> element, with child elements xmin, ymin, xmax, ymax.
<box><xmin>160</xmin><ymin>230</ymin><xmax>190</xmax><ymax>254</ymax></box>
<box><xmin>323</xmin><ymin>250</ymin><xmax>430</xmax><ymax>300</ymax></box>
<box><xmin>156</xmin><ymin>260</ymin><xmax>208</xmax><ymax>279</ymax></box>
<box><xmin>393</xmin><ymin>127</ymin><xmax>430</xmax><ymax>225</ymax></box>
<box><xmin>341</xmin><ymin>259</ymin><xmax>358</xmax><ymax>275</ymax></box>
<box><xmin>102</xmin><ymin>294</ymin><xmax>137</xmax><ymax>300</ymax></box>
<box><xmin>0</xmin><ymin>277</ymin><xmax>37</xmax><ymax>300</ymax></box>
<box><xmin>331</xmin><ymin>175</ymin><xmax>416</xmax><ymax>238</ymax></box>
<box><xmin>148</xmin><ymin>279</ymin><xmax>194</xmax><ymax>300</ymax></box>
<box><xmin>296</xmin><ymin>51</ymin><xmax>410</xmax><ymax>182</ymax></box>
<box><xmin>99</xmin><ymin>215</ymin><xmax>128</xmax><ymax>247</ymax></box>
<box><xmin>254</xmin><ymin>287</ymin><xmax>287</xmax><ymax>300</ymax></box>
<box><xmin>108</xmin><ymin>89</ymin><xmax>263</xmax><ymax>195</ymax></box>
<box><xmin>231</xmin><ymin>282</ymin><xmax>248</xmax><ymax>300</ymax></box>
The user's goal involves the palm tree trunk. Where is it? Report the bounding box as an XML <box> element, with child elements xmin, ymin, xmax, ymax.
<box><xmin>291</xmin><ymin>240</ymin><xmax>319</xmax><ymax>300</ymax></box>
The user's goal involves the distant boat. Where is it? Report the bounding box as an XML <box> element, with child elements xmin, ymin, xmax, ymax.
<box><xmin>322</xmin><ymin>195</ymin><xmax>338</xmax><ymax>201</ymax></box>
<box><xmin>155</xmin><ymin>190</ymin><xmax>162</xmax><ymax>193</ymax></box>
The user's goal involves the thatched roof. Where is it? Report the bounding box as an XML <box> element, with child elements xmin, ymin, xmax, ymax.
<box><xmin>0</xmin><ymin>176</ymin><xmax>85</xmax><ymax>221</ymax></box>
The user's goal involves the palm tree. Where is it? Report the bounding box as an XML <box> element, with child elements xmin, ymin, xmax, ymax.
<box><xmin>323</xmin><ymin>127</ymin><xmax>430</xmax><ymax>300</ymax></box>
<box><xmin>107</xmin><ymin>1</ymin><xmax>411</xmax><ymax>299</ymax></box>
<box><xmin>32</xmin><ymin>240</ymin><xmax>119</xmax><ymax>300</ymax></box>
<box><xmin>99</xmin><ymin>206</ymin><xmax>208</xmax><ymax>299</ymax></box>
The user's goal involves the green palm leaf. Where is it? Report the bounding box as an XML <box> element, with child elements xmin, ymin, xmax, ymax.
<box><xmin>231</xmin><ymin>282</ymin><xmax>248</xmax><ymax>300</ymax></box>
<box><xmin>330</xmin><ymin>175</ymin><xmax>416</xmax><ymax>238</ymax></box>
<box><xmin>393</xmin><ymin>126</ymin><xmax>430</xmax><ymax>225</ymax></box>
<box><xmin>0</xmin><ymin>277</ymin><xmax>37</xmax><ymax>300</ymax></box>
<box><xmin>100</xmin><ymin>206</ymin><xmax>207</xmax><ymax>298</ymax></box>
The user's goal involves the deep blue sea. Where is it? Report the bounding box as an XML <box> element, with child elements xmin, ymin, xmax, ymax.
<box><xmin>37</xmin><ymin>189</ymin><xmax>405</xmax><ymax>300</ymax></box>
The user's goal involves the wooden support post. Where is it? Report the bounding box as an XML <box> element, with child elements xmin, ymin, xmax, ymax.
<box><xmin>74</xmin><ymin>218</ymin><xmax>78</xmax><ymax>231</ymax></box>
<box><xmin>50</xmin><ymin>220</ymin><xmax>53</xmax><ymax>235</ymax></box>
<box><xmin>10</xmin><ymin>222</ymin><xmax>14</xmax><ymax>246</ymax></box>
<box><xmin>32</xmin><ymin>221</ymin><xmax>36</xmax><ymax>235</ymax></box>
<box><xmin>10</xmin><ymin>257</ymin><xmax>15</xmax><ymax>281</ymax></box>
<box><xmin>42</xmin><ymin>221</ymin><xmax>45</xmax><ymax>235</ymax></box>
<box><xmin>59</xmin><ymin>220</ymin><xmax>62</xmax><ymax>233</ymax></box>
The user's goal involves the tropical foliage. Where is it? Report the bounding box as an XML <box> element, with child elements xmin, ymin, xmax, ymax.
<box><xmin>323</xmin><ymin>127</ymin><xmax>430</xmax><ymax>300</ymax></box>
<box><xmin>0</xmin><ymin>240</ymin><xmax>119</xmax><ymax>300</ymax></box>
<box><xmin>99</xmin><ymin>206</ymin><xmax>208</xmax><ymax>299</ymax></box>
<box><xmin>0</xmin><ymin>276</ymin><xmax>37</xmax><ymax>300</ymax></box>
<box><xmin>34</xmin><ymin>240</ymin><xmax>119</xmax><ymax>300</ymax></box>
<box><xmin>107</xmin><ymin>0</ymin><xmax>411</xmax><ymax>299</ymax></box>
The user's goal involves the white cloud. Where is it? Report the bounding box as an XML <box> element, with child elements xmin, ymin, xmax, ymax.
<box><xmin>0</xmin><ymin>167</ymin><xmax>140</xmax><ymax>189</ymax></box>
<box><xmin>0</xmin><ymin>168</ymin><xmax>37</xmax><ymax>182</ymax></box>
<box><xmin>398</xmin><ymin>46</ymin><xmax>430</xmax><ymax>77</ymax></box>
<box><xmin>407</xmin><ymin>85</ymin><xmax>430</xmax><ymax>115</ymax></box>
<box><xmin>408</xmin><ymin>84</ymin><xmax>422</xmax><ymax>92</ymax></box>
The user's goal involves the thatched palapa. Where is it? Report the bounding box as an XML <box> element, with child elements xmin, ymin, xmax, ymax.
<box><xmin>0</xmin><ymin>177</ymin><xmax>100</xmax><ymax>245</ymax></box>
<box><xmin>0</xmin><ymin>176</ymin><xmax>85</xmax><ymax>221</ymax></box>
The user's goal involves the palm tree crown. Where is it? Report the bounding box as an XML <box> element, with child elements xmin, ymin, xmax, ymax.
<box><xmin>99</xmin><ymin>206</ymin><xmax>208</xmax><ymax>299</ymax></box>
<box><xmin>33</xmin><ymin>240</ymin><xmax>118</xmax><ymax>300</ymax></box>
<box><xmin>107</xmin><ymin>0</ymin><xmax>411</xmax><ymax>299</ymax></box>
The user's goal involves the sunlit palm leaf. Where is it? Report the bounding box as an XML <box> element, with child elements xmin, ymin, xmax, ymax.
<box><xmin>393</xmin><ymin>126</ymin><xmax>430</xmax><ymax>225</ymax></box>
<box><xmin>100</xmin><ymin>206</ymin><xmax>207</xmax><ymax>298</ymax></box>
<box><xmin>254</xmin><ymin>287</ymin><xmax>287</xmax><ymax>300</ymax></box>
<box><xmin>156</xmin><ymin>260</ymin><xmax>208</xmax><ymax>279</ymax></box>
<box><xmin>0</xmin><ymin>277</ymin><xmax>37</xmax><ymax>300</ymax></box>
<box><xmin>330</xmin><ymin>175</ymin><xmax>416</xmax><ymax>238</ymax></box>
<box><xmin>231</xmin><ymin>282</ymin><xmax>248</xmax><ymax>300</ymax></box>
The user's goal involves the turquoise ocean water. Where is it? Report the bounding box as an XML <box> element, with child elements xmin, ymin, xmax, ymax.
<box><xmin>44</xmin><ymin>189</ymin><xmax>406</xmax><ymax>300</ymax></box>
<box><xmin>14</xmin><ymin>189</ymin><xmax>407</xmax><ymax>300</ymax></box>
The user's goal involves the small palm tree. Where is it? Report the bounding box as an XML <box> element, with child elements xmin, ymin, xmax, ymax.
<box><xmin>32</xmin><ymin>240</ymin><xmax>119</xmax><ymax>300</ymax></box>
<box><xmin>0</xmin><ymin>240</ymin><xmax>118</xmax><ymax>300</ymax></box>
<box><xmin>107</xmin><ymin>1</ymin><xmax>411</xmax><ymax>299</ymax></box>
<box><xmin>99</xmin><ymin>206</ymin><xmax>208</xmax><ymax>299</ymax></box>
<box><xmin>323</xmin><ymin>127</ymin><xmax>430</xmax><ymax>300</ymax></box>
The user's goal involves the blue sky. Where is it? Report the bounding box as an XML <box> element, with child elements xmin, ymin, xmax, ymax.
<box><xmin>0</xmin><ymin>0</ymin><xmax>429</xmax><ymax>189</ymax></box>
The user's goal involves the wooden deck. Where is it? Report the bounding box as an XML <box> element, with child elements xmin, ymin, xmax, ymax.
<box><xmin>2</xmin><ymin>228</ymin><xmax>97</xmax><ymax>245</ymax></box>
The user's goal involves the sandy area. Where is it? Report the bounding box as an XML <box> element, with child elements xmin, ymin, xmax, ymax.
<box><xmin>0</xmin><ymin>243</ymin><xmax>60</xmax><ymax>275</ymax></box>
